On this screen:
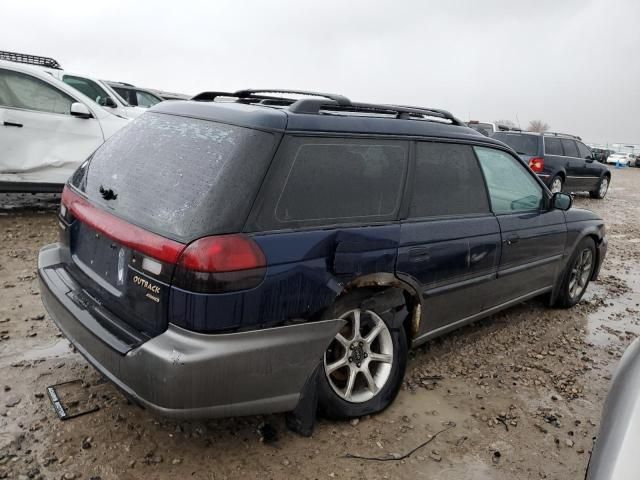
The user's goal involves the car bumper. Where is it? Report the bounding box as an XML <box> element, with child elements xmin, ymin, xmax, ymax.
<box><xmin>38</xmin><ymin>243</ymin><xmax>344</xmax><ymax>419</ymax></box>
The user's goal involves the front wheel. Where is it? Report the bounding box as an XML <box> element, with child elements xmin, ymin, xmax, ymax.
<box><xmin>555</xmin><ymin>237</ymin><xmax>596</xmax><ymax>308</ymax></box>
<box><xmin>318</xmin><ymin>291</ymin><xmax>407</xmax><ymax>419</ymax></box>
<box><xmin>590</xmin><ymin>176</ymin><xmax>609</xmax><ymax>199</ymax></box>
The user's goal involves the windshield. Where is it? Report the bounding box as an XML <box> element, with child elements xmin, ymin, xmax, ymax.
<box><xmin>70</xmin><ymin>112</ymin><xmax>278</xmax><ymax>242</ymax></box>
<box><xmin>493</xmin><ymin>133</ymin><xmax>539</xmax><ymax>156</ymax></box>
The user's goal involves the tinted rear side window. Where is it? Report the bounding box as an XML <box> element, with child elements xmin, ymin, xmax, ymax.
<box><xmin>561</xmin><ymin>139</ymin><xmax>580</xmax><ymax>158</ymax></box>
<box><xmin>409</xmin><ymin>142</ymin><xmax>490</xmax><ymax>218</ymax></box>
<box><xmin>71</xmin><ymin>112</ymin><xmax>277</xmax><ymax>242</ymax></box>
<box><xmin>544</xmin><ymin>137</ymin><xmax>563</xmax><ymax>155</ymax></box>
<box><xmin>248</xmin><ymin>137</ymin><xmax>408</xmax><ymax>230</ymax></box>
<box><xmin>493</xmin><ymin>133</ymin><xmax>539</xmax><ymax>156</ymax></box>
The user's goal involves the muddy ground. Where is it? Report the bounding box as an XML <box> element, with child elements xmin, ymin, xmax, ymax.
<box><xmin>1</xmin><ymin>169</ymin><xmax>639</xmax><ymax>480</ymax></box>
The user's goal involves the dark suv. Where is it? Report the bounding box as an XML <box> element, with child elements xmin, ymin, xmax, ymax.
<box><xmin>38</xmin><ymin>90</ymin><xmax>607</xmax><ymax>421</ymax></box>
<box><xmin>493</xmin><ymin>131</ymin><xmax>611</xmax><ymax>199</ymax></box>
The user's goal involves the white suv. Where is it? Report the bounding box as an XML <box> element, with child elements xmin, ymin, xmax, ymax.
<box><xmin>0</xmin><ymin>60</ymin><xmax>129</xmax><ymax>192</ymax></box>
<box><xmin>56</xmin><ymin>73</ymin><xmax>145</xmax><ymax>119</ymax></box>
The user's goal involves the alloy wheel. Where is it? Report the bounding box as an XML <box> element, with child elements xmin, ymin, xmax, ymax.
<box><xmin>568</xmin><ymin>248</ymin><xmax>593</xmax><ymax>299</ymax></box>
<box><xmin>599</xmin><ymin>178</ymin><xmax>609</xmax><ymax>198</ymax></box>
<box><xmin>551</xmin><ymin>177</ymin><xmax>563</xmax><ymax>194</ymax></box>
<box><xmin>324</xmin><ymin>309</ymin><xmax>394</xmax><ymax>403</ymax></box>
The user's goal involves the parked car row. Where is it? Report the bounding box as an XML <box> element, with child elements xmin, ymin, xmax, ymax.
<box><xmin>36</xmin><ymin>88</ymin><xmax>608</xmax><ymax>423</ymax></box>
<box><xmin>0</xmin><ymin>51</ymin><xmax>189</xmax><ymax>192</ymax></box>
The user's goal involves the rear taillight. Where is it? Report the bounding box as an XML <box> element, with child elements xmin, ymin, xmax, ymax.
<box><xmin>61</xmin><ymin>186</ymin><xmax>266</xmax><ymax>294</ymax></box>
<box><xmin>173</xmin><ymin>235</ymin><xmax>266</xmax><ymax>293</ymax></box>
<box><xmin>528</xmin><ymin>157</ymin><xmax>544</xmax><ymax>173</ymax></box>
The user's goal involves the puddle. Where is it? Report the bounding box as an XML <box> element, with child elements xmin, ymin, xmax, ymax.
<box><xmin>586</xmin><ymin>272</ymin><xmax>640</xmax><ymax>348</ymax></box>
<box><xmin>0</xmin><ymin>338</ymin><xmax>72</xmax><ymax>368</ymax></box>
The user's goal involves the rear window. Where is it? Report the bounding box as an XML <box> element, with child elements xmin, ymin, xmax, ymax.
<box><xmin>70</xmin><ymin>112</ymin><xmax>277</xmax><ymax>242</ymax></box>
<box><xmin>493</xmin><ymin>133</ymin><xmax>539</xmax><ymax>156</ymax></box>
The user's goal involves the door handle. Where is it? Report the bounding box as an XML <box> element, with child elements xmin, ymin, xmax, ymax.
<box><xmin>505</xmin><ymin>234</ymin><xmax>520</xmax><ymax>245</ymax></box>
<box><xmin>408</xmin><ymin>247</ymin><xmax>430</xmax><ymax>262</ymax></box>
<box><xmin>3</xmin><ymin>121</ymin><xmax>23</xmax><ymax>128</ymax></box>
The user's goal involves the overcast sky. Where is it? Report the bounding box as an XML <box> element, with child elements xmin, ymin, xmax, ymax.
<box><xmin>3</xmin><ymin>0</ymin><xmax>639</xmax><ymax>144</ymax></box>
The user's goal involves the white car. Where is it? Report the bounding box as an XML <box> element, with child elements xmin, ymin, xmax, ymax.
<box><xmin>606</xmin><ymin>152</ymin><xmax>635</xmax><ymax>166</ymax></box>
<box><xmin>48</xmin><ymin>71</ymin><xmax>145</xmax><ymax>119</ymax></box>
<box><xmin>0</xmin><ymin>60</ymin><xmax>130</xmax><ymax>192</ymax></box>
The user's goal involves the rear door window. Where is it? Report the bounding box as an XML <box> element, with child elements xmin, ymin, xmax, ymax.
<box><xmin>560</xmin><ymin>139</ymin><xmax>580</xmax><ymax>158</ymax></box>
<box><xmin>248</xmin><ymin>137</ymin><xmax>408</xmax><ymax>230</ymax></box>
<box><xmin>544</xmin><ymin>137</ymin><xmax>563</xmax><ymax>156</ymax></box>
<box><xmin>409</xmin><ymin>142</ymin><xmax>490</xmax><ymax>218</ymax></box>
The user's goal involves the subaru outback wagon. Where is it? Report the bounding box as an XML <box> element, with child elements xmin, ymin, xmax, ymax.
<box><xmin>38</xmin><ymin>89</ymin><xmax>607</xmax><ymax>420</ymax></box>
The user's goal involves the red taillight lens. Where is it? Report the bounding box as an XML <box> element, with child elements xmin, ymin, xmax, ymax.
<box><xmin>174</xmin><ymin>235</ymin><xmax>266</xmax><ymax>293</ymax></box>
<box><xmin>177</xmin><ymin>235</ymin><xmax>266</xmax><ymax>272</ymax></box>
<box><xmin>528</xmin><ymin>157</ymin><xmax>544</xmax><ymax>173</ymax></box>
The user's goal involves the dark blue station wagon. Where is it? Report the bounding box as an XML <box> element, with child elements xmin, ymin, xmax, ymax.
<box><xmin>38</xmin><ymin>90</ymin><xmax>607</xmax><ymax>421</ymax></box>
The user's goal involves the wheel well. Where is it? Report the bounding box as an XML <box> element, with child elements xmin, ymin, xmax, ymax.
<box><xmin>343</xmin><ymin>274</ymin><xmax>422</xmax><ymax>340</ymax></box>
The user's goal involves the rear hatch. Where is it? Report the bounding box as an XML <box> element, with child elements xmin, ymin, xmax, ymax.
<box><xmin>62</xmin><ymin>111</ymin><xmax>279</xmax><ymax>338</ymax></box>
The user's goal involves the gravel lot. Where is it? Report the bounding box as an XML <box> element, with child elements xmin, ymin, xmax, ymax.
<box><xmin>1</xmin><ymin>168</ymin><xmax>639</xmax><ymax>480</ymax></box>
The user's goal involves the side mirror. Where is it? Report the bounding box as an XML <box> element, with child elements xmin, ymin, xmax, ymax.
<box><xmin>551</xmin><ymin>192</ymin><xmax>572</xmax><ymax>211</ymax></box>
<box><xmin>70</xmin><ymin>102</ymin><xmax>93</xmax><ymax>119</ymax></box>
<box><xmin>586</xmin><ymin>155</ymin><xmax>594</xmax><ymax>162</ymax></box>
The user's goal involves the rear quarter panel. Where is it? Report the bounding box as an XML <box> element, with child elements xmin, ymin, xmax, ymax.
<box><xmin>168</xmin><ymin>225</ymin><xmax>400</xmax><ymax>332</ymax></box>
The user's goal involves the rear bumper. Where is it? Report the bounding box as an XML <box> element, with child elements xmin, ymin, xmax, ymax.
<box><xmin>38</xmin><ymin>243</ymin><xmax>343</xmax><ymax>419</ymax></box>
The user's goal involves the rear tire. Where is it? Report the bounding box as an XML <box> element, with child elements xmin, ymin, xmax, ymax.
<box><xmin>590</xmin><ymin>176</ymin><xmax>609</xmax><ymax>199</ymax></box>
<box><xmin>555</xmin><ymin>237</ymin><xmax>596</xmax><ymax>308</ymax></box>
<box><xmin>550</xmin><ymin>175</ymin><xmax>563</xmax><ymax>194</ymax></box>
<box><xmin>318</xmin><ymin>290</ymin><xmax>408</xmax><ymax>419</ymax></box>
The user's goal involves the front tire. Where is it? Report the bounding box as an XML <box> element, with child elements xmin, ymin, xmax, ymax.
<box><xmin>590</xmin><ymin>176</ymin><xmax>609</xmax><ymax>199</ymax></box>
<box><xmin>318</xmin><ymin>291</ymin><xmax>408</xmax><ymax>419</ymax></box>
<box><xmin>555</xmin><ymin>237</ymin><xmax>596</xmax><ymax>308</ymax></box>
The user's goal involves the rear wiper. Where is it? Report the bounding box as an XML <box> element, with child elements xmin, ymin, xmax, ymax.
<box><xmin>99</xmin><ymin>185</ymin><xmax>118</xmax><ymax>201</ymax></box>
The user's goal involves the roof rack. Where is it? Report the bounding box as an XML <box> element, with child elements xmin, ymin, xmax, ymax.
<box><xmin>190</xmin><ymin>88</ymin><xmax>464</xmax><ymax>125</ymax></box>
<box><xmin>543</xmin><ymin>131</ymin><xmax>582</xmax><ymax>141</ymax></box>
<box><xmin>0</xmin><ymin>50</ymin><xmax>62</xmax><ymax>70</ymax></box>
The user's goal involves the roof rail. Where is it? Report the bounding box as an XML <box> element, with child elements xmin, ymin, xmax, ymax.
<box><xmin>235</xmin><ymin>89</ymin><xmax>352</xmax><ymax>106</ymax></box>
<box><xmin>543</xmin><ymin>131</ymin><xmax>582</xmax><ymax>141</ymax></box>
<box><xmin>191</xmin><ymin>91</ymin><xmax>237</xmax><ymax>102</ymax></box>
<box><xmin>542</xmin><ymin>132</ymin><xmax>582</xmax><ymax>141</ymax></box>
<box><xmin>190</xmin><ymin>88</ymin><xmax>464</xmax><ymax>125</ymax></box>
<box><xmin>0</xmin><ymin>50</ymin><xmax>62</xmax><ymax>70</ymax></box>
